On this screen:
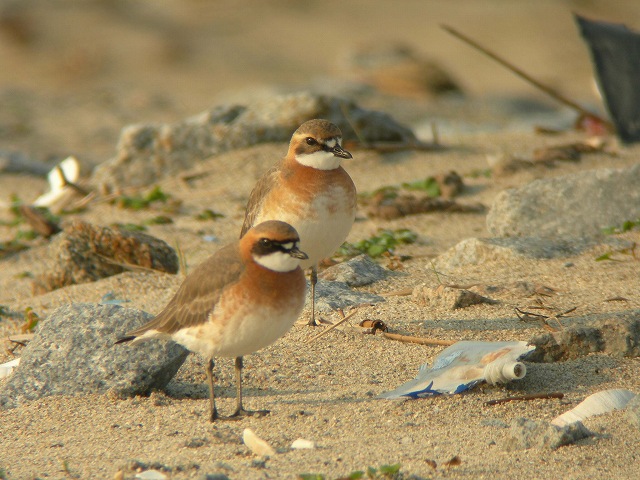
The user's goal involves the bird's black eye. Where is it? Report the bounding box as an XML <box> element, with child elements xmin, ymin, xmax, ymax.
<box><xmin>259</xmin><ymin>238</ymin><xmax>272</xmax><ymax>248</ymax></box>
<box><xmin>305</xmin><ymin>137</ymin><xmax>317</xmax><ymax>146</ymax></box>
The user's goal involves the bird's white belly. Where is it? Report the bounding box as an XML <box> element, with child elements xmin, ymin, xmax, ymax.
<box><xmin>172</xmin><ymin>304</ymin><xmax>299</xmax><ymax>359</ymax></box>
<box><xmin>257</xmin><ymin>189</ymin><xmax>355</xmax><ymax>269</ymax></box>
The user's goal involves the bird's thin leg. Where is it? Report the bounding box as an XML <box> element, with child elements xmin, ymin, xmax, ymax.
<box><xmin>206</xmin><ymin>358</ymin><xmax>218</xmax><ymax>422</ymax></box>
<box><xmin>307</xmin><ymin>265</ymin><xmax>318</xmax><ymax>326</ymax></box>
<box><xmin>227</xmin><ymin>356</ymin><xmax>269</xmax><ymax>418</ymax></box>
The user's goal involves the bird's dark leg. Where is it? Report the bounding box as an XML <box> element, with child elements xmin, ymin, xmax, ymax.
<box><xmin>227</xmin><ymin>356</ymin><xmax>269</xmax><ymax>418</ymax></box>
<box><xmin>206</xmin><ymin>358</ymin><xmax>218</xmax><ymax>422</ymax></box>
<box><xmin>307</xmin><ymin>265</ymin><xmax>319</xmax><ymax>326</ymax></box>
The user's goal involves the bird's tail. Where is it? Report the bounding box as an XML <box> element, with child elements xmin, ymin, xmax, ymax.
<box><xmin>114</xmin><ymin>335</ymin><xmax>136</xmax><ymax>345</ymax></box>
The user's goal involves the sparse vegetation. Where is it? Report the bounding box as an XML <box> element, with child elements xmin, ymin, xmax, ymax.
<box><xmin>112</xmin><ymin>185</ymin><xmax>171</xmax><ymax>210</ymax></box>
<box><xmin>602</xmin><ymin>218</ymin><xmax>640</xmax><ymax>235</ymax></box>
<box><xmin>337</xmin><ymin>229</ymin><xmax>417</xmax><ymax>259</ymax></box>
<box><xmin>298</xmin><ymin>463</ymin><xmax>402</xmax><ymax>480</ymax></box>
<box><xmin>112</xmin><ymin>223</ymin><xmax>147</xmax><ymax>232</ymax></box>
<box><xmin>595</xmin><ymin>242</ymin><xmax>637</xmax><ymax>262</ymax></box>
<box><xmin>195</xmin><ymin>209</ymin><xmax>225</xmax><ymax>221</ymax></box>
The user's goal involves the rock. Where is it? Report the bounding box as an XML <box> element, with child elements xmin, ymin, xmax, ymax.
<box><xmin>338</xmin><ymin>42</ymin><xmax>463</xmax><ymax>98</ymax></box>
<box><xmin>412</xmin><ymin>284</ymin><xmax>497</xmax><ymax>310</ymax></box>
<box><xmin>486</xmin><ymin>163</ymin><xmax>640</xmax><ymax>238</ymax></box>
<box><xmin>433</xmin><ymin>237</ymin><xmax>593</xmax><ymax>271</ymax></box>
<box><xmin>0</xmin><ymin>303</ymin><xmax>188</xmax><ymax>409</ymax></box>
<box><xmin>503</xmin><ymin>417</ymin><xmax>593</xmax><ymax>450</ymax></box>
<box><xmin>91</xmin><ymin>93</ymin><xmax>417</xmax><ymax>190</ymax></box>
<box><xmin>0</xmin><ymin>149</ymin><xmax>51</xmax><ymax>176</ymax></box>
<box><xmin>32</xmin><ymin>220</ymin><xmax>179</xmax><ymax>293</ymax></box>
<box><xmin>627</xmin><ymin>394</ymin><xmax>640</xmax><ymax>428</ymax></box>
<box><xmin>310</xmin><ymin>279</ymin><xmax>384</xmax><ymax>314</ymax></box>
<box><xmin>528</xmin><ymin>311</ymin><xmax>640</xmax><ymax>362</ymax></box>
<box><xmin>319</xmin><ymin>254</ymin><xmax>391</xmax><ymax>287</ymax></box>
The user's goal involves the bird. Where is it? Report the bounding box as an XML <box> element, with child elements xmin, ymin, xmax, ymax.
<box><xmin>116</xmin><ymin>220</ymin><xmax>308</xmax><ymax>422</ymax></box>
<box><xmin>240</xmin><ymin>119</ymin><xmax>357</xmax><ymax>326</ymax></box>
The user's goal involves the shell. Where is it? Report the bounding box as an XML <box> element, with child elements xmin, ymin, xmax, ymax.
<box><xmin>291</xmin><ymin>438</ymin><xmax>316</xmax><ymax>449</ymax></box>
<box><xmin>0</xmin><ymin>358</ymin><xmax>20</xmax><ymax>379</ymax></box>
<box><xmin>243</xmin><ymin>428</ymin><xmax>276</xmax><ymax>456</ymax></box>
<box><xmin>551</xmin><ymin>389</ymin><xmax>637</xmax><ymax>427</ymax></box>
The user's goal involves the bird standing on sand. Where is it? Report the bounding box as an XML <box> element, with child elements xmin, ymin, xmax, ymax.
<box><xmin>241</xmin><ymin>119</ymin><xmax>357</xmax><ymax>326</ymax></box>
<box><xmin>116</xmin><ymin>220</ymin><xmax>308</xmax><ymax>421</ymax></box>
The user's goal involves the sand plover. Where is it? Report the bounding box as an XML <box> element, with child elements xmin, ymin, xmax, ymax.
<box><xmin>241</xmin><ymin>119</ymin><xmax>357</xmax><ymax>326</ymax></box>
<box><xmin>116</xmin><ymin>220</ymin><xmax>308</xmax><ymax>421</ymax></box>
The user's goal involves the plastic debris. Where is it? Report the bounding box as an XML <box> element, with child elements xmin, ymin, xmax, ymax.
<box><xmin>243</xmin><ymin>428</ymin><xmax>276</xmax><ymax>456</ymax></box>
<box><xmin>32</xmin><ymin>156</ymin><xmax>81</xmax><ymax>212</ymax></box>
<box><xmin>0</xmin><ymin>358</ymin><xmax>20</xmax><ymax>379</ymax></box>
<box><xmin>551</xmin><ymin>389</ymin><xmax>637</xmax><ymax>427</ymax></box>
<box><xmin>100</xmin><ymin>292</ymin><xmax>130</xmax><ymax>305</ymax></box>
<box><xmin>291</xmin><ymin>438</ymin><xmax>316</xmax><ymax>450</ymax></box>
<box><xmin>378</xmin><ymin>341</ymin><xmax>534</xmax><ymax>399</ymax></box>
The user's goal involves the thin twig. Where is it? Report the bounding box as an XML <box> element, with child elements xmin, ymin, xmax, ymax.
<box><xmin>382</xmin><ymin>332</ymin><xmax>456</xmax><ymax>347</ymax></box>
<box><xmin>56</xmin><ymin>165</ymin><xmax>90</xmax><ymax>197</ymax></box>
<box><xmin>484</xmin><ymin>392</ymin><xmax>564</xmax><ymax>406</ymax></box>
<box><xmin>305</xmin><ymin>308</ymin><xmax>361</xmax><ymax>344</ymax></box>
<box><xmin>92</xmin><ymin>252</ymin><xmax>162</xmax><ymax>273</ymax></box>
<box><xmin>441</xmin><ymin>24</ymin><xmax>613</xmax><ymax>129</ymax></box>
<box><xmin>381</xmin><ymin>288</ymin><xmax>414</xmax><ymax>297</ymax></box>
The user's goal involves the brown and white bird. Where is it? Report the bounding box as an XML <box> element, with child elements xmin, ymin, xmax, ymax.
<box><xmin>241</xmin><ymin>119</ymin><xmax>357</xmax><ymax>326</ymax></box>
<box><xmin>116</xmin><ymin>220</ymin><xmax>308</xmax><ymax>421</ymax></box>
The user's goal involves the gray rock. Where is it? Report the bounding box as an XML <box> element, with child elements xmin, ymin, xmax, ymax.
<box><xmin>92</xmin><ymin>92</ymin><xmax>417</xmax><ymax>189</ymax></box>
<box><xmin>627</xmin><ymin>394</ymin><xmax>640</xmax><ymax>428</ymax></box>
<box><xmin>503</xmin><ymin>417</ymin><xmax>593</xmax><ymax>450</ymax></box>
<box><xmin>32</xmin><ymin>220</ymin><xmax>179</xmax><ymax>294</ymax></box>
<box><xmin>338</xmin><ymin>42</ymin><xmax>462</xmax><ymax>97</ymax></box>
<box><xmin>528</xmin><ymin>310</ymin><xmax>640</xmax><ymax>362</ymax></box>
<box><xmin>0</xmin><ymin>303</ymin><xmax>188</xmax><ymax>409</ymax></box>
<box><xmin>310</xmin><ymin>279</ymin><xmax>384</xmax><ymax>313</ymax></box>
<box><xmin>412</xmin><ymin>284</ymin><xmax>498</xmax><ymax>310</ymax></box>
<box><xmin>433</xmin><ymin>236</ymin><xmax>593</xmax><ymax>271</ymax></box>
<box><xmin>486</xmin><ymin>163</ymin><xmax>640</xmax><ymax>238</ymax></box>
<box><xmin>319</xmin><ymin>254</ymin><xmax>391</xmax><ymax>287</ymax></box>
<box><xmin>0</xmin><ymin>149</ymin><xmax>51</xmax><ymax>176</ymax></box>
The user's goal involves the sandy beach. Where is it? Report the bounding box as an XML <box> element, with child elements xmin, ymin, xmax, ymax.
<box><xmin>1</xmin><ymin>2</ymin><xmax>640</xmax><ymax>479</ymax></box>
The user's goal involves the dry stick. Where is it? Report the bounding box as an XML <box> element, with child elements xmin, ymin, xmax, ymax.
<box><xmin>484</xmin><ymin>392</ymin><xmax>564</xmax><ymax>406</ymax></box>
<box><xmin>382</xmin><ymin>332</ymin><xmax>456</xmax><ymax>347</ymax></box>
<box><xmin>92</xmin><ymin>252</ymin><xmax>162</xmax><ymax>273</ymax></box>
<box><xmin>441</xmin><ymin>24</ymin><xmax>613</xmax><ymax>129</ymax></box>
<box><xmin>305</xmin><ymin>309</ymin><xmax>361</xmax><ymax>344</ymax></box>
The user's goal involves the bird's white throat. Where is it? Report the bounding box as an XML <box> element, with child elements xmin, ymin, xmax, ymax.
<box><xmin>254</xmin><ymin>251</ymin><xmax>300</xmax><ymax>272</ymax></box>
<box><xmin>295</xmin><ymin>150</ymin><xmax>342</xmax><ymax>170</ymax></box>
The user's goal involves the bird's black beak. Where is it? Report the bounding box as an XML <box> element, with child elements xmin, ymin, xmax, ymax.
<box><xmin>289</xmin><ymin>246</ymin><xmax>308</xmax><ymax>260</ymax></box>
<box><xmin>331</xmin><ymin>144</ymin><xmax>352</xmax><ymax>159</ymax></box>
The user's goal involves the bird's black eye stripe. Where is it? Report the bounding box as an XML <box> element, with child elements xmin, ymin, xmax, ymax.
<box><xmin>305</xmin><ymin>137</ymin><xmax>317</xmax><ymax>146</ymax></box>
<box><xmin>253</xmin><ymin>238</ymin><xmax>298</xmax><ymax>255</ymax></box>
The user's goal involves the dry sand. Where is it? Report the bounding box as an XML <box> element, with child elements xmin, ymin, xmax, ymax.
<box><xmin>1</xmin><ymin>2</ymin><xmax>640</xmax><ymax>479</ymax></box>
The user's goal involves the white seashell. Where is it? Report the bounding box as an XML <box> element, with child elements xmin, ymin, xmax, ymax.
<box><xmin>291</xmin><ymin>438</ymin><xmax>316</xmax><ymax>449</ymax></box>
<box><xmin>33</xmin><ymin>156</ymin><xmax>81</xmax><ymax>211</ymax></box>
<box><xmin>135</xmin><ymin>470</ymin><xmax>167</xmax><ymax>480</ymax></box>
<box><xmin>243</xmin><ymin>428</ymin><xmax>276</xmax><ymax>456</ymax></box>
<box><xmin>551</xmin><ymin>389</ymin><xmax>637</xmax><ymax>427</ymax></box>
<box><xmin>0</xmin><ymin>358</ymin><xmax>20</xmax><ymax>379</ymax></box>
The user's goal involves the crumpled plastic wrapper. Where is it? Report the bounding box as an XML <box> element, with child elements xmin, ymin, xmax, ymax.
<box><xmin>378</xmin><ymin>340</ymin><xmax>535</xmax><ymax>399</ymax></box>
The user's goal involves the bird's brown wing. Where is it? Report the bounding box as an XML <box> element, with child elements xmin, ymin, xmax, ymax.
<box><xmin>125</xmin><ymin>243</ymin><xmax>244</xmax><ymax>337</ymax></box>
<box><xmin>240</xmin><ymin>162</ymin><xmax>282</xmax><ymax>238</ymax></box>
